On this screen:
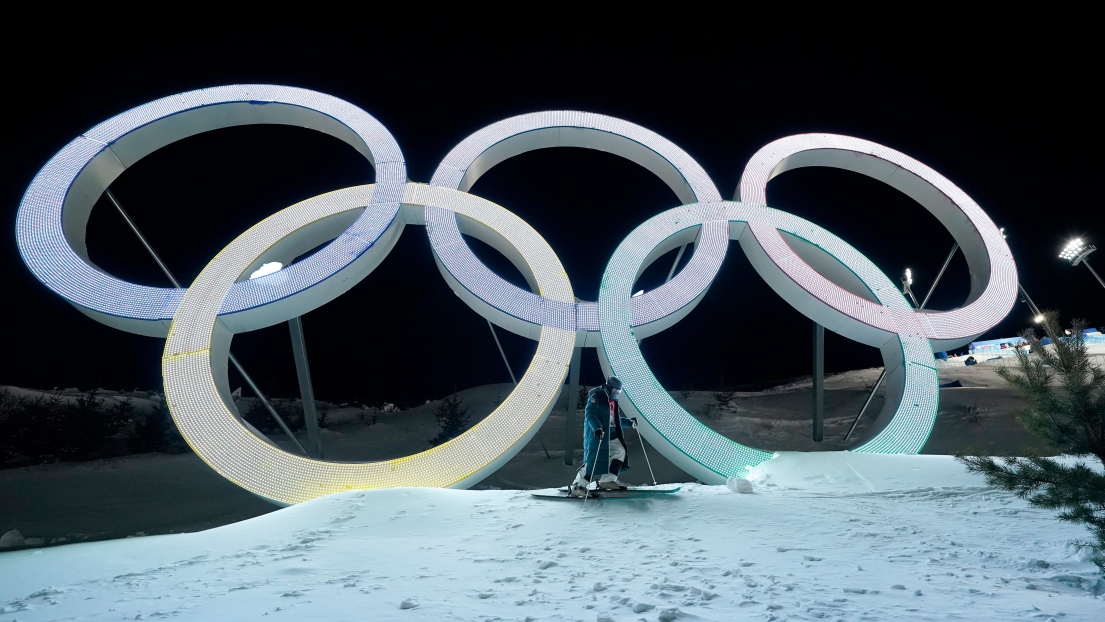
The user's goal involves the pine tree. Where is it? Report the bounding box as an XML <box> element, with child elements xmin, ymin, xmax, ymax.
<box><xmin>429</xmin><ymin>391</ymin><xmax>471</xmax><ymax>445</ymax></box>
<box><xmin>957</xmin><ymin>313</ymin><xmax>1105</xmax><ymax>572</ymax></box>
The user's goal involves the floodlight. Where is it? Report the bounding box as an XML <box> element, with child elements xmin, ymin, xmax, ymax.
<box><xmin>1059</xmin><ymin>237</ymin><xmax>1104</xmax><ymax>290</ymax></box>
<box><xmin>1059</xmin><ymin>239</ymin><xmax>1095</xmax><ymax>265</ymax></box>
<box><xmin>1033</xmin><ymin>314</ymin><xmax>1045</xmax><ymax>324</ymax></box>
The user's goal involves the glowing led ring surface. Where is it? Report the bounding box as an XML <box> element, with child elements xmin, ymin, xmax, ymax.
<box><xmin>164</xmin><ymin>184</ymin><xmax>574</xmax><ymax>505</ymax></box>
<box><xmin>428</xmin><ymin>112</ymin><xmax>726</xmax><ymax>342</ymax></box>
<box><xmin>597</xmin><ymin>202</ymin><xmax>940</xmax><ymax>484</ymax></box>
<box><xmin>15</xmin><ymin>85</ymin><xmax>406</xmax><ymax>337</ymax></box>
<box><xmin>738</xmin><ymin>134</ymin><xmax>1018</xmax><ymax>352</ymax></box>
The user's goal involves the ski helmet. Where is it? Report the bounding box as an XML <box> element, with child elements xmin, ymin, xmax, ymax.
<box><xmin>607</xmin><ymin>376</ymin><xmax>623</xmax><ymax>392</ymax></box>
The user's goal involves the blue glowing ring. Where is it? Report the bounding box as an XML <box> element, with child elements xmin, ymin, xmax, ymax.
<box><xmin>15</xmin><ymin>85</ymin><xmax>406</xmax><ymax>337</ymax></box>
<box><xmin>596</xmin><ymin>201</ymin><xmax>940</xmax><ymax>484</ymax></box>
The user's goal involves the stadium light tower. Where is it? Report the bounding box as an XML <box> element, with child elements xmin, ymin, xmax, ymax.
<box><xmin>1060</xmin><ymin>238</ymin><xmax>1105</xmax><ymax>290</ymax></box>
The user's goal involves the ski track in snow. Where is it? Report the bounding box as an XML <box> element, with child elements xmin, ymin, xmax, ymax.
<box><xmin>1</xmin><ymin>456</ymin><xmax>1103</xmax><ymax>621</ymax></box>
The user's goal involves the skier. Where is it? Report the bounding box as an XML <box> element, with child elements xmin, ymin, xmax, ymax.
<box><xmin>569</xmin><ymin>376</ymin><xmax>638</xmax><ymax>497</ymax></box>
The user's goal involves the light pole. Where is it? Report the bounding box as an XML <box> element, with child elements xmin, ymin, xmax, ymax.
<box><xmin>1059</xmin><ymin>238</ymin><xmax>1105</xmax><ymax>290</ymax></box>
<box><xmin>901</xmin><ymin>268</ymin><xmax>919</xmax><ymax>307</ymax></box>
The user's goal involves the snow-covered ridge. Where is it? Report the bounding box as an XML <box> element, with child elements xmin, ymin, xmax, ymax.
<box><xmin>1</xmin><ymin>453</ymin><xmax>1101</xmax><ymax>621</ymax></box>
<box><xmin>749</xmin><ymin>451</ymin><xmax>995</xmax><ymax>492</ymax></box>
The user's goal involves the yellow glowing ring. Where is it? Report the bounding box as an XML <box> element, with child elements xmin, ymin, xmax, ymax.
<box><xmin>163</xmin><ymin>183</ymin><xmax>574</xmax><ymax>505</ymax></box>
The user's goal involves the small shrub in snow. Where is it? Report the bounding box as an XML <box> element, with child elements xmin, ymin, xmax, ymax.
<box><xmin>712</xmin><ymin>386</ymin><xmax>736</xmax><ymax>410</ymax></box>
<box><xmin>962</xmin><ymin>403</ymin><xmax>989</xmax><ymax>424</ymax></box>
<box><xmin>129</xmin><ymin>397</ymin><xmax>189</xmax><ymax>454</ymax></box>
<box><xmin>241</xmin><ymin>398</ymin><xmax>306</xmax><ymax>434</ymax></box>
<box><xmin>1</xmin><ymin>390</ymin><xmax>129</xmax><ymax>464</ymax></box>
<box><xmin>696</xmin><ymin>403</ymin><xmax>718</xmax><ymax>421</ymax></box>
<box><xmin>429</xmin><ymin>392</ymin><xmax>471</xmax><ymax>445</ymax></box>
<box><xmin>679</xmin><ymin>382</ymin><xmax>694</xmax><ymax>399</ymax></box>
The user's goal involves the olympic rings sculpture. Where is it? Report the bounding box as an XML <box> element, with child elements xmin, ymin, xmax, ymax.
<box><xmin>16</xmin><ymin>85</ymin><xmax>1018</xmax><ymax>505</ymax></box>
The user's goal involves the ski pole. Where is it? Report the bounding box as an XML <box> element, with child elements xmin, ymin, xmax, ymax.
<box><xmin>634</xmin><ymin>421</ymin><xmax>658</xmax><ymax>486</ymax></box>
<box><xmin>583</xmin><ymin>428</ymin><xmax>604</xmax><ymax>510</ymax></box>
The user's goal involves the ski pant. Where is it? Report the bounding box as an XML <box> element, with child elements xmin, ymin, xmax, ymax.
<box><xmin>583</xmin><ymin>429</ymin><xmax>628</xmax><ymax>479</ymax></box>
<box><xmin>608</xmin><ymin>438</ymin><xmax>626</xmax><ymax>472</ymax></box>
<box><xmin>582</xmin><ymin>415</ymin><xmax>609</xmax><ymax>478</ymax></box>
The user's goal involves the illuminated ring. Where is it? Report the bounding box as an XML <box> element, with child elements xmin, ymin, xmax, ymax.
<box><xmin>15</xmin><ymin>85</ymin><xmax>406</xmax><ymax>337</ymax></box>
<box><xmin>428</xmin><ymin>111</ymin><xmax>725</xmax><ymax>344</ymax></box>
<box><xmin>15</xmin><ymin>85</ymin><xmax>1020</xmax><ymax>499</ymax></box>
<box><xmin>738</xmin><ymin>134</ymin><xmax>1018</xmax><ymax>352</ymax></box>
<box><xmin>163</xmin><ymin>183</ymin><xmax>574</xmax><ymax>506</ymax></box>
<box><xmin>597</xmin><ymin>201</ymin><xmax>942</xmax><ymax>484</ymax></box>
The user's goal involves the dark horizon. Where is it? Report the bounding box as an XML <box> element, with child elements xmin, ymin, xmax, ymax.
<box><xmin>4</xmin><ymin>30</ymin><xmax>1102</xmax><ymax>408</ymax></box>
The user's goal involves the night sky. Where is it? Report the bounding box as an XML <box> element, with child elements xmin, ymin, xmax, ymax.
<box><xmin>3</xmin><ymin>27</ymin><xmax>1101</xmax><ymax>408</ymax></box>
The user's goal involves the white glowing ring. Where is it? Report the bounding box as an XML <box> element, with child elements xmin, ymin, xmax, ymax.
<box><xmin>163</xmin><ymin>183</ymin><xmax>574</xmax><ymax>506</ymax></box>
<box><xmin>738</xmin><ymin>134</ymin><xmax>1018</xmax><ymax>352</ymax></box>
<box><xmin>15</xmin><ymin>85</ymin><xmax>406</xmax><ymax>337</ymax></box>
<box><xmin>428</xmin><ymin>111</ymin><xmax>725</xmax><ymax>344</ymax></box>
<box><xmin>597</xmin><ymin>201</ymin><xmax>941</xmax><ymax>483</ymax></box>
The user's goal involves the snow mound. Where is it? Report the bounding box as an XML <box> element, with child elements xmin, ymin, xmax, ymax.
<box><xmin>747</xmin><ymin>452</ymin><xmax>989</xmax><ymax>492</ymax></box>
<box><xmin>1</xmin><ymin>453</ymin><xmax>1102</xmax><ymax>620</ymax></box>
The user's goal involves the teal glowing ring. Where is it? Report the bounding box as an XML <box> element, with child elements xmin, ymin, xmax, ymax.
<box><xmin>596</xmin><ymin>201</ymin><xmax>939</xmax><ymax>483</ymax></box>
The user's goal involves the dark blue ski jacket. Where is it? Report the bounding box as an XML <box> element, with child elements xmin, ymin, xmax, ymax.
<box><xmin>581</xmin><ymin>385</ymin><xmax>633</xmax><ymax>478</ymax></box>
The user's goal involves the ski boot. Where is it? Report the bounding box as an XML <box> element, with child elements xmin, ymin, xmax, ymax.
<box><xmin>569</xmin><ymin>466</ymin><xmax>594</xmax><ymax>498</ymax></box>
<box><xmin>597</xmin><ymin>473</ymin><xmax>628</xmax><ymax>491</ymax></box>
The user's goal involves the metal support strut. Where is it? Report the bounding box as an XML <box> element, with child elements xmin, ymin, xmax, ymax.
<box><xmin>844</xmin><ymin>368</ymin><xmax>885</xmax><ymax>441</ymax></box>
<box><xmin>1018</xmin><ymin>284</ymin><xmax>1042</xmax><ymax>316</ymax></box>
<box><xmin>289</xmin><ymin>317</ymin><xmax>323</xmax><ymax>459</ymax></box>
<box><xmin>920</xmin><ymin>242</ymin><xmax>958</xmax><ymax>310</ymax></box>
<box><xmin>1083</xmin><ymin>259</ymin><xmax>1105</xmax><ymax>290</ymax></box>
<box><xmin>487</xmin><ymin>320</ymin><xmax>517</xmax><ymax>385</ymax></box>
<box><xmin>563</xmin><ymin>346</ymin><xmax>582</xmax><ymax>466</ymax></box>
<box><xmin>812</xmin><ymin>322</ymin><xmax>824</xmax><ymax>442</ymax></box>
<box><xmin>105</xmin><ymin>189</ymin><xmax>309</xmax><ymax>456</ymax></box>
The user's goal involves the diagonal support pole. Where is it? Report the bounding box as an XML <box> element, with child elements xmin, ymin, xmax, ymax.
<box><xmin>666</xmin><ymin>243</ymin><xmax>688</xmax><ymax>282</ymax></box>
<box><xmin>1083</xmin><ymin>259</ymin><xmax>1105</xmax><ymax>290</ymax></box>
<box><xmin>920</xmin><ymin>242</ymin><xmax>958</xmax><ymax>310</ymax></box>
<box><xmin>844</xmin><ymin>368</ymin><xmax>885</xmax><ymax>441</ymax></box>
<box><xmin>105</xmin><ymin>189</ymin><xmax>308</xmax><ymax>456</ymax></box>
<box><xmin>288</xmin><ymin>316</ymin><xmax>323</xmax><ymax>459</ymax></box>
<box><xmin>487</xmin><ymin>320</ymin><xmax>517</xmax><ymax>385</ymax></box>
<box><xmin>1018</xmin><ymin>284</ymin><xmax>1041</xmax><ymax>316</ymax></box>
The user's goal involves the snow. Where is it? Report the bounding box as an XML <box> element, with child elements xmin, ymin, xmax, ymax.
<box><xmin>1</xmin><ymin>453</ymin><xmax>1102</xmax><ymax>620</ymax></box>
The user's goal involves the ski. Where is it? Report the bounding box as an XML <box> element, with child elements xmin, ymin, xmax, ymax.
<box><xmin>530</xmin><ymin>485</ymin><xmax>680</xmax><ymax>501</ymax></box>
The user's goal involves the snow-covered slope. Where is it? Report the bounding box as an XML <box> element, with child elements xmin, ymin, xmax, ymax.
<box><xmin>1</xmin><ymin>453</ymin><xmax>1101</xmax><ymax>621</ymax></box>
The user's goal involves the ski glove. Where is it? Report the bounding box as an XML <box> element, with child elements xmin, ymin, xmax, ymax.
<box><xmin>594</xmin><ymin>428</ymin><xmax>605</xmax><ymax>440</ymax></box>
<box><xmin>630</xmin><ymin>417</ymin><xmax>639</xmax><ymax>428</ymax></box>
